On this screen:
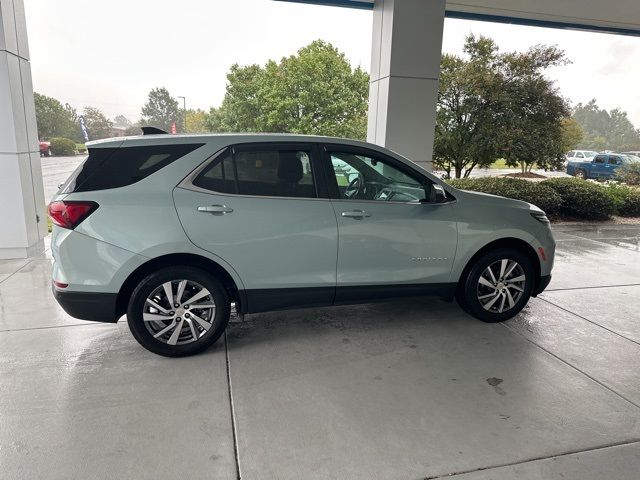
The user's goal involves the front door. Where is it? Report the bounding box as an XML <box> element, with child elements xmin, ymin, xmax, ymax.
<box><xmin>322</xmin><ymin>146</ymin><xmax>458</xmax><ymax>300</ymax></box>
<box><xmin>173</xmin><ymin>143</ymin><xmax>338</xmax><ymax>312</ymax></box>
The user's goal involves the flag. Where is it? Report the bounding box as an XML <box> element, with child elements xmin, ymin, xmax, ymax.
<box><xmin>171</xmin><ymin>122</ymin><xmax>177</xmax><ymax>134</ymax></box>
<box><xmin>78</xmin><ymin>116</ymin><xmax>89</xmax><ymax>141</ymax></box>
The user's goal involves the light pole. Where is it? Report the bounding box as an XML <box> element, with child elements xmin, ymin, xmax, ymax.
<box><xmin>177</xmin><ymin>96</ymin><xmax>186</xmax><ymax>132</ymax></box>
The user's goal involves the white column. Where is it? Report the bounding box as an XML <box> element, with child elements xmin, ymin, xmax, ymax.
<box><xmin>0</xmin><ymin>0</ymin><xmax>45</xmax><ymax>259</ymax></box>
<box><xmin>367</xmin><ymin>0</ymin><xmax>445</xmax><ymax>171</ymax></box>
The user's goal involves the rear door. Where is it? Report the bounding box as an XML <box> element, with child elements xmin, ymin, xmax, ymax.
<box><xmin>606</xmin><ymin>155</ymin><xmax>624</xmax><ymax>178</ymax></box>
<box><xmin>321</xmin><ymin>144</ymin><xmax>458</xmax><ymax>300</ymax></box>
<box><xmin>173</xmin><ymin>143</ymin><xmax>338</xmax><ymax>312</ymax></box>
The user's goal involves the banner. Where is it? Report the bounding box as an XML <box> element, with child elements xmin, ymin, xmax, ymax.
<box><xmin>78</xmin><ymin>116</ymin><xmax>89</xmax><ymax>141</ymax></box>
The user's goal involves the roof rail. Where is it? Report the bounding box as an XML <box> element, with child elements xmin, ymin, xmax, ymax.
<box><xmin>141</xmin><ymin>126</ymin><xmax>168</xmax><ymax>135</ymax></box>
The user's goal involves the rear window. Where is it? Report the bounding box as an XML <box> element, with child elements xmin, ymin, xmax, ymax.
<box><xmin>60</xmin><ymin>143</ymin><xmax>204</xmax><ymax>193</ymax></box>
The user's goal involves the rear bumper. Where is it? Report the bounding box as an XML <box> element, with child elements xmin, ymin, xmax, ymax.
<box><xmin>533</xmin><ymin>274</ymin><xmax>552</xmax><ymax>297</ymax></box>
<box><xmin>52</xmin><ymin>286</ymin><xmax>119</xmax><ymax>323</ymax></box>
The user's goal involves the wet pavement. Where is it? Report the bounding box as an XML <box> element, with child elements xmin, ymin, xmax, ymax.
<box><xmin>1</xmin><ymin>226</ymin><xmax>639</xmax><ymax>479</ymax></box>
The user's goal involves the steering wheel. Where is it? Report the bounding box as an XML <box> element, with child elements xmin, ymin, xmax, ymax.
<box><xmin>344</xmin><ymin>173</ymin><xmax>364</xmax><ymax>199</ymax></box>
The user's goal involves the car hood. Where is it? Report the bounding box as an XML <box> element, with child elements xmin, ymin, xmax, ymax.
<box><xmin>455</xmin><ymin>188</ymin><xmax>543</xmax><ymax>213</ymax></box>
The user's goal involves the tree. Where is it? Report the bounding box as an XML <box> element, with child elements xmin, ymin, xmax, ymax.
<box><xmin>185</xmin><ymin>109</ymin><xmax>209</xmax><ymax>133</ymax></box>
<box><xmin>434</xmin><ymin>36</ymin><xmax>571</xmax><ymax>177</ymax></box>
<box><xmin>560</xmin><ymin>118</ymin><xmax>584</xmax><ymax>153</ymax></box>
<box><xmin>83</xmin><ymin>106</ymin><xmax>113</xmax><ymax>140</ymax></box>
<box><xmin>206</xmin><ymin>40</ymin><xmax>369</xmax><ymax>139</ymax></box>
<box><xmin>141</xmin><ymin>87</ymin><xmax>182</xmax><ymax>132</ymax></box>
<box><xmin>33</xmin><ymin>92</ymin><xmax>79</xmax><ymax>141</ymax></box>
<box><xmin>573</xmin><ymin>100</ymin><xmax>640</xmax><ymax>151</ymax></box>
<box><xmin>113</xmin><ymin>115</ymin><xmax>132</xmax><ymax>128</ymax></box>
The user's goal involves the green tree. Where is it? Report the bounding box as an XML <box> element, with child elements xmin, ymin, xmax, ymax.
<box><xmin>560</xmin><ymin>118</ymin><xmax>584</xmax><ymax>153</ymax></box>
<box><xmin>141</xmin><ymin>87</ymin><xmax>182</xmax><ymax>132</ymax></box>
<box><xmin>573</xmin><ymin>100</ymin><xmax>640</xmax><ymax>151</ymax></box>
<box><xmin>113</xmin><ymin>115</ymin><xmax>132</xmax><ymax>128</ymax></box>
<box><xmin>434</xmin><ymin>36</ymin><xmax>571</xmax><ymax>177</ymax></box>
<box><xmin>33</xmin><ymin>92</ymin><xmax>79</xmax><ymax>140</ymax></box>
<box><xmin>185</xmin><ymin>109</ymin><xmax>209</xmax><ymax>133</ymax></box>
<box><xmin>206</xmin><ymin>40</ymin><xmax>369</xmax><ymax>139</ymax></box>
<box><xmin>83</xmin><ymin>106</ymin><xmax>113</xmax><ymax>140</ymax></box>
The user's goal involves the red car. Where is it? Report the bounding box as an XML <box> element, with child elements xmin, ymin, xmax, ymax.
<box><xmin>39</xmin><ymin>140</ymin><xmax>52</xmax><ymax>157</ymax></box>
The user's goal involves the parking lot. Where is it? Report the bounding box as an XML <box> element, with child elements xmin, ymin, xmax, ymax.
<box><xmin>1</xmin><ymin>211</ymin><xmax>639</xmax><ymax>478</ymax></box>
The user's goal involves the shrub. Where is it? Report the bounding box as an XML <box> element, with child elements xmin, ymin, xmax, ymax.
<box><xmin>542</xmin><ymin>177</ymin><xmax>614</xmax><ymax>220</ymax></box>
<box><xmin>447</xmin><ymin>177</ymin><xmax>561</xmax><ymax>214</ymax></box>
<box><xmin>615</xmin><ymin>162</ymin><xmax>640</xmax><ymax>186</ymax></box>
<box><xmin>605</xmin><ymin>183</ymin><xmax>640</xmax><ymax>217</ymax></box>
<box><xmin>49</xmin><ymin>137</ymin><xmax>77</xmax><ymax>156</ymax></box>
<box><xmin>76</xmin><ymin>143</ymin><xmax>88</xmax><ymax>154</ymax></box>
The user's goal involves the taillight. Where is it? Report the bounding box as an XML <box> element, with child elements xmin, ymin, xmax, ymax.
<box><xmin>47</xmin><ymin>201</ymin><xmax>98</xmax><ymax>229</ymax></box>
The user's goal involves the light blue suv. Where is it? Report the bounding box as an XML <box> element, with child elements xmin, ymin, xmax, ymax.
<box><xmin>49</xmin><ymin>133</ymin><xmax>555</xmax><ymax>356</ymax></box>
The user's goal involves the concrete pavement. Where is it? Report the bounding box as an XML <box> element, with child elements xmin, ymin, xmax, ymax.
<box><xmin>1</xmin><ymin>225</ymin><xmax>639</xmax><ymax>479</ymax></box>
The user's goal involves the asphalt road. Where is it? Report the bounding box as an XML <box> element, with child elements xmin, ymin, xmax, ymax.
<box><xmin>41</xmin><ymin>155</ymin><xmax>84</xmax><ymax>202</ymax></box>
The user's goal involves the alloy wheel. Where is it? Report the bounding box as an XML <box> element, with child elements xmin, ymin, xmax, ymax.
<box><xmin>476</xmin><ymin>259</ymin><xmax>526</xmax><ymax>314</ymax></box>
<box><xmin>143</xmin><ymin>279</ymin><xmax>216</xmax><ymax>345</ymax></box>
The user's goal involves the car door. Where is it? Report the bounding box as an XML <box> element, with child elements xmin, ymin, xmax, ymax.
<box><xmin>322</xmin><ymin>145</ymin><xmax>458</xmax><ymax>301</ymax></box>
<box><xmin>592</xmin><ymin>154</ymin><xmax>608</xmax><ymax>178</ymax></box>
<box><xmin>607</xmin><ymin>155</ymin><xmax>623</xmax><ymax>178</ymax></box>
<box><xmin>173</xmin><ymin>143</ymin><xmax>338</xmax><ymax>312</ymax></box>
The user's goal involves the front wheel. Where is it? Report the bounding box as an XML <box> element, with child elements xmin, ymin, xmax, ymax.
<box><xmin>127</xmin><ymin>266</ymin><xmax>230</xmax><ymax>357</ymax></box>
<box><xmin>457</xmin><ymin>249</ymin><xmax>534</xmax><ymax>323</ymax></box>
<box><xmin>574</xmin><ymin>169</ymin><xmax>586</xmax><ymax>179</ymax></box>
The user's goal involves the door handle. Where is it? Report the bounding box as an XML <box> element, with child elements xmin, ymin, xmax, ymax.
<box><xmin>341</xmin><ymin>210</ymin><xmax>370</xmax><ymax>219</ymax></box>
<box><xmin>198</xmin><ymin>205</ymin><xmax>234</xmax><ymax>214</ymax></box>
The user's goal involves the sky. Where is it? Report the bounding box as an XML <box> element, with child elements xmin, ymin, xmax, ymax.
<box><xmin>23</xmin><ymin>0</ymin><xmax>640</xmax><ymax>126</ymax></box>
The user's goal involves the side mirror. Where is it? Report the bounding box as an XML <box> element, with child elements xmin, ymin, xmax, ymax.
<box><xmin>422</xmin><ymin>183</ymin><xmax>447</xmax><ymax>203</ymax></box>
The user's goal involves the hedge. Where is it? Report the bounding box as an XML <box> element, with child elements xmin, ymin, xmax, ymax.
<box><xmin>446</xmin><ymin>176</ymin><xmax>640</xmax><ymax>220</ymax></box>
<box><xmin>615</xmin><ymin>162</ymin><xmax>640</xmax><ymax>186</ymax></box>
<box><xmin>447</xmin><ymin>177</ymin><xmax>561</xmax><ymax>214</ymax></box>
<box><xmin>542</xmin><ymin>178</ymin><xmax>614</xmax><ymax>220</ymax></box>
<box><xmin>49</xmin><ymin>137</ymin><xmax>77</xmax><ymax>156</ymax></box>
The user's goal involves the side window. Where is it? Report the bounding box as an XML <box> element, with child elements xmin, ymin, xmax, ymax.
<box><xmin>193</xmin><ymin>147</ymin><xmax>316</xmax><ymax>198</ymax></box>
<box><xmin>192</xmin><ymin>150</ymin><xmax>236</xmax><ymax>194</ymax></box>
<box><xmin>62</xmin><ymin>143</ymin><xmax>204</xmax><ymax>193</ymax></box>
<box><xmin>576</xmin><ymin>152</ymin><xmax>584</xmax><ymax>158</ymax></box>
<box><xmin>609</xmin><ymin>156</ymin><xmax>623</xmax><ymax>165</ymax></box>
<box><xmin>594</xmin><ymin>155</ymin><xmax>606</xmax><ymax>164</ymax></box>
<box><xmin>328</xmin><ymin>151</ymin><xmax>428</xmax><ymax>203</ymax></box>
<box><xmin>566</xmin><ymin>151</ymin><xmax>574</xmax><ymax>158</ymax></box>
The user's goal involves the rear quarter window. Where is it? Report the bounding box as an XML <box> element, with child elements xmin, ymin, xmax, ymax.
<box><xmin>60</xmin><ymin>143</ymin><xmax>204</xmax><ymax>193</ymax></box>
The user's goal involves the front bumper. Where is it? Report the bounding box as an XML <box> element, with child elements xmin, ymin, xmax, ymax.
<box><xmin>533</xmin><ymin>274</ymin><xmax>552</xmax><ymax>297</ymax></box>
<box><xmin>52</xmin><ymin>285</ymin><xmax>119</xmax><ymax>323</ymax></box>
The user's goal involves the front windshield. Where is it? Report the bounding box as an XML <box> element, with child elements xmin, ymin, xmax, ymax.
<box><xmin>585</xmin><ymin>151</ymin><xmax>598</xmax><ymax>157</ymax></box>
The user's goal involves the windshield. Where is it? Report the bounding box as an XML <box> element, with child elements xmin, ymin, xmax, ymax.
<box><xmin>584</xmin><ymin>151</ymin><xmax>598</xmax><ymax>157</ymax></box>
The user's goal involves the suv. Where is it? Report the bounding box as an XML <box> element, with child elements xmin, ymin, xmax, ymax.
<box><xmin>49</xmin><ymin>134</ymin><xmax>555</xmax><ymax>357</ymax></box>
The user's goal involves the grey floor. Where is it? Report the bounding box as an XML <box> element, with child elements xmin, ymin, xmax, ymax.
<box><xmin>1</xmin><ymin>225</ymin><xmax>640</xmax><ymax>480</ymax></box>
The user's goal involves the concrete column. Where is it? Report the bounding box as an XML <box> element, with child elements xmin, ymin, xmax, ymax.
<box><xmin>367</xmin><ymin>0</ymin><xmax>445</xmax><ymax>171</ymax></box>
<box><xmin>0</xmin><ymin>0</ymin><xmax>45</xmax><ymax>259</ymax></box>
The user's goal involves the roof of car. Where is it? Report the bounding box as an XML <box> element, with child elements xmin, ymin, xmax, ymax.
<box><xmin>86</xmin><ymin>132</ymin><xmax>375</xmax><ymax>149</ymax></box>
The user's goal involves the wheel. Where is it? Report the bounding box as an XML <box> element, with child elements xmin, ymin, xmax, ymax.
<box><xmin>457</xmin><ymin>248</ymin><xmax>534</xmax><ymax>323</ymax></box>
<box><xmin>574</xmin><ymin>169</ymin><xmax>586</xmax><ymax>179</ymax></box>
<box><xmin>127</xmin><ymin>266</ymin><xmax>230</xmax><ymax>357</ymax></box>
<box><xmin>47</xmin><ymin>147</ymin><xmax>52</xmax><ymax>157</ymax></box>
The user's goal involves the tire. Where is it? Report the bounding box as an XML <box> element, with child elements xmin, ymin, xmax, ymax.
<box><xmin>575</xmin><ymin>169</ymin><xmax>586</xmax><ymax>179</ymax></box>
<box><xmin>457</xmin><ymin>248</ymin><xmax>534</xmax><ymax>323</ymax></box>
<box><xmin>127</xmin><ymin>266</ymin><xmax>230</xmax><ymax>357</ymax></box>
<box><xmin>47</xmin><ymin>147</ymin><xmax>52</xmax><ymax>157</ymax></box>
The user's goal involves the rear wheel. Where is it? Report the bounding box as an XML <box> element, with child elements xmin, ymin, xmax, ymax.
<box><xmin>127</xmin><ymin>266</ymin><xmax>230</xmax><ymax>357</ymax></box>
<box><xmin>457</xmin><ymin>248</ymin><xmax>534</xmax><ymax>323</ymax></box>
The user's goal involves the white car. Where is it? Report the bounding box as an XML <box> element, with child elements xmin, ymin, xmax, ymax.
<box><xmin>565</xmin><ymin>150</ymin><xmax>598</xmax><ymax>162</ymax></box>
<box><xmin>49</xmin><ymin>132</ymin><xmax>556</xmax><ymax>357</ymax></box>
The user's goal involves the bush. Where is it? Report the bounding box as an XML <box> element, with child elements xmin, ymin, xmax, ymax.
<box><xmin>447</xmin><ymin>177</ymin><xmax>561</xmax><ymax>214</ymax></box>
<box><xmin>615</xmin><ymin>162</ymin><xmax>640</xmax><ymax>186</ymax></box>
<box><xmin>49</xmin><ymin>137</ymin><xmax>77</xmax><ymax>156</ymax></box>
<box><xmin>542</xmin><ymin>178</ymin><xmax>614</xmax><ymax>220</ymax></box>
<box><xmin>76</xmin><ymin>143</ymin><xmax>88</xmax><ymax>154</ymax></box>
<box><xmin>605</xmin><ymin>183</ymin><xmax>640</xmax><ymax>217</ymax></box>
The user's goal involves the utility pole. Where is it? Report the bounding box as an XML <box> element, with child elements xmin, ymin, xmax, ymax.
<box><xmin>177</xmin><ymin>96</ymin><xmax>186</xmax><ymax>132</ymax></box>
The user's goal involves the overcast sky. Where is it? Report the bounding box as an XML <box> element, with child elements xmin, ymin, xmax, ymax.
<box><xmin>23</xmin><ymin>0</ymin><xmax>640</xmax><ymax>126</ymax></box>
